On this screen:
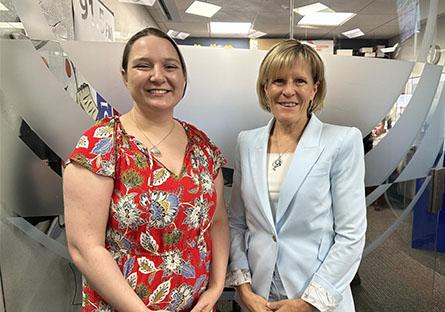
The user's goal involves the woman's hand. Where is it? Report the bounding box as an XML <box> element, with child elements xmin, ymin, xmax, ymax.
<box><xmin>190</xmin><ymin>287</ymin><xmax>221</xmax><ymax>312</ymax></box>
<box><xmin>238</xmin><ymin>284</ymin><xmax>272</xmax><ymax>312</ymax></box>
<box><xmin>267</xmin><ymin>299</ymin><xmax>314</xmax><ymax>311</ymax></box>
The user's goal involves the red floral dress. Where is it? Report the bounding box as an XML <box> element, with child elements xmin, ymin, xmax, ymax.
<box><xmin>68</xmin><ymin>116</ymin><xmax>226</xmax><ymax>312</ymax></box>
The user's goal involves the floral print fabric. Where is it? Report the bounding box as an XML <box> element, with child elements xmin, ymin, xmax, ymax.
<box><xmin>68</xmin><ymin>116</ymin><xmax>226</xmax><ymax>312</ymax></box>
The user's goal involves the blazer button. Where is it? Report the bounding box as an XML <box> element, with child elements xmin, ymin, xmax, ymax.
<box><xmin>272</xmin><ymin>234</ymin><xmax>277</xmax><ymax>242</ymax></box>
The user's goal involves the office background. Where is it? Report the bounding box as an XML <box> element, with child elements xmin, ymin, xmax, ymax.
<box><xmin>0</xmin><ymin>0</ymin><xmax>444</xmax><ymax>311</ymax></box>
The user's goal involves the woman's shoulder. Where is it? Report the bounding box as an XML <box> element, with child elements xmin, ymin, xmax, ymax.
<box><xmin>179</xmin><ymin>120</ymin><xmax>224</xmax><ymax>156</ymax></box>
<box><xmin>180</xmin><ymin>119</ymin><xmax>212</xmax><ymax>144</ymax></box>
<box><xmin>321</xmin><ymin>122</ymin><xmax>362</xmax><ymax>141</ymax></box>
<box><xmin>72</xmin><ymin>116</ymin><xmax>118</xmax><ymax>154</ymax></box>
<box><xmin>180</xmin><ymin>120</ymin><xmax>226</xmax><ymax>169</ymax></box>
<box><xmin>320</xmin><ymin>123</ymin><xmax>363</xmax><ymax>156</ymax></box>
<box><xmin>238</xmin><ymin>125</ymin><xmax>268</xmax><ymax>141</ymax></box>
<box><xmin>68</xmin><ymin>116</ymin><xmax>119</xmax><ymax>178</ymax></box>
<box><xmin>81</xmin><ymin>116</ymin><xmax>118</xmax><ymax>138</ymax></box>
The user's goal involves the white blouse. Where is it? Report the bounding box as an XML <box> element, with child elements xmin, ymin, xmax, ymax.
<box><xmin>267</xmin><ymin>153</ymin><xmax>293</xmax><ymax>221</ymax></box>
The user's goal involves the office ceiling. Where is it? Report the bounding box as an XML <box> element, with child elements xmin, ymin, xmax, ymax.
<box><xmin>146</xmin><ymin>0</ymin><xmax>445</xmax><ymax>40</ymax></box>
<box><xmin>0</xmin><ymin>0</ymin><xmax>443</xmax><ymax>41</ymax></box>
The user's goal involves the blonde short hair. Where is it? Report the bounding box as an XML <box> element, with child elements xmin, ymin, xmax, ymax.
<box><xmin>256</xmin><ymin>39</ymin><xmax>327</xmax><ymax>112</ymax></box>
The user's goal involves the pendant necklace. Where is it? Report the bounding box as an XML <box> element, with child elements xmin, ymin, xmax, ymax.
<box><xmin>272</xmin><ymin>144</ymin><xmax>285</xmax><ymax>171</ymax></box>
<box><xmin>131</xmin><ymin>110</ymin><xmax>175</xmax><ymax>157</ymax></box>
<box><xmin>271</xmin><ymin>127</ymin><xmax>303</xmax><ymax>171</ymax></box>
<box><xmin>272</xmin><ymin>155</ymin><xmax>283</xmax><ymax>171</ymax></box>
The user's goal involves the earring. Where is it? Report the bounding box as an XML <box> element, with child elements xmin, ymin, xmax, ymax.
<box><xmin>265</xmin><ymin>95</ymin><xmax>271</xmax><ymax>112</ymax></box>
<box><xmin>307</xmin><ymin>99</ymin><xmax>313</xmax><ymax>117</ymax></box>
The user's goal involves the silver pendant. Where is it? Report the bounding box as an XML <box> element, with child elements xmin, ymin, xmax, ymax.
<box><xmin>149</xmin><ymin>146</ymin><xmax>161</xmax><ymax>157</ymax></box>
<box><xmin>272</xmin><ymin>155</ymin><xmax>282</xmax><ymax>171</ymax></box>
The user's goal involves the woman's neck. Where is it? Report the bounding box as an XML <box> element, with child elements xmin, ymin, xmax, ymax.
<box><xmin>272</xmin><ymin>117</ymin><xmax>309</xmax><ymax>141</ymax></box>
<box><xmin>130</xmin><ymin>105</ymin><xmax>175</xmax><ymax>132</ymax></box>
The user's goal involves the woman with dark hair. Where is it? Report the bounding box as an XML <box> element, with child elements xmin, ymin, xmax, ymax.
<box><xmin>228</xmin><ymin>40</ymin><xmax>367</xmax><ymax>312</ymax></box>
<box><xmin>64</xmin><ymin>27</ymin><xmax>229</xmax><ymax>312</ymax></box>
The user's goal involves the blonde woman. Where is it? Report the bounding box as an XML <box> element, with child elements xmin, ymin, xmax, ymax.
<box><xmin>228</xmin><ymin>40</ymin><xmax>367</xmax><ymax>312</ymax></box>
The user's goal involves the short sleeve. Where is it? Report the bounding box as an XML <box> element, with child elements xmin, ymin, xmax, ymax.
<box><xmin>208</xmin><ymin>139</ymin><xmax>227</xmax><ymax>179</ymax></box>
<box><xmin>66</xmin><ymin>118</ymin><xmax>116</xmax><ymax>178</ymax></box>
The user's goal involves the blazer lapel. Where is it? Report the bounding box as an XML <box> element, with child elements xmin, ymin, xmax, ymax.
<box><xmin>249</xmin><ymin>119</ymin><xmax>276</xmax><ymax>230</ymax></box>
<box><xmin>276</xmin><ymin>116</ymin><xmax>324</xmax><ymax>226</ymax></box>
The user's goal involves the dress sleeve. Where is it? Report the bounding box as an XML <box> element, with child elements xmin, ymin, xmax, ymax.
<box><xmin>207</xmin><ymin>138</ymin><xmax>227</xmax><ymax>179</ymax></box>
<box><xmin>66</xmin><ymin>119</ymin><xmax>116</xmax><ymax>178</ymax></box>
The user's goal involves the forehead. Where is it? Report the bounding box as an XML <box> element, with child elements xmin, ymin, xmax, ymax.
<box><xmin>269</xmin><ymin>58</ymin><xmax>313</xmax><ymax>78</ymax></box>
<box><xmin>128</xmin><ymin>35</ymin><xmax>180</xmax><ymax>61</ymax></box>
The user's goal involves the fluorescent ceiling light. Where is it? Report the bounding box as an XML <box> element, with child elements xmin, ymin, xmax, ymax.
<box><xmin>298</xmin><ymin>12</ymin><xmax>355</xmax><ymax>26</ymax></box>
<box><xmin>248</xmin><ymin>29</ymin><xmax>267</xmax><ymax>38</ymax></box>
<box><xmin>342</xmin><ymin>28</ymin><xmax>364</xmax><ymax>38</ymax></box>
<box><xmin>296</xmin><ymin>25</ymin><xmax>318</xmax><ymax>29</ymax></box>
<box><xmin>118</xmin><ymin>0</ymin><xmax>156</xmax><ymax>6</ymax></box>
<box><xmin>0</xmin><ymin>3</ymin><xmax>9</xmax><ymax>11</ymax></box>
<box><xmin>186</xmin><ymin>1</ymin><xmax>221</xmax><ymax>18</ymax></box>
<box><xmin>293</xmin><ymin>2</ymin><xmax>331</xmax><ymax>16</ymax></box>
<box><xmin>0</xmin><ymin>22</ymin><xmax>24</xmax><ymax>29</ymax></box>
<box><xmin>167</xmin><ymin>29</ymin><xmax>190</xmax><ymax>40</ymax></box>
<box><xmin>210</xmin><ymin>22</ymin><xmax>251</xmax><ymax>35</ymax></box>
<box><xmin>380</xmin><ymin>43</ymin><xmax>399</xmax><ymax>53</ymax></box>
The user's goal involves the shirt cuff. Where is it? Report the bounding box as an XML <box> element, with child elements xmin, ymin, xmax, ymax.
<box><xmin>301</xmin><ymin>281</ymin><xmax>337</xmax><ymax>312</ymax></box>
<box><xmin>225</xmin><ymin>269</ymin><xmax>252</xmax><ymax>287</ymax></box>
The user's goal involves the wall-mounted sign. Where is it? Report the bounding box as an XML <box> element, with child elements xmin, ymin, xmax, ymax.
<box><xmin>301</xmin><ymin>40</ymin><xmax>334</xmax><ymax>55</ymax></box>
<box><xmin>72</xmin><ymin>0</ymin><xmax>115</xmax><ymax>41</ymax></box>
<box><xmin>76</xmin><ymin>83</ymin><xmax>115</xmax><ymax>120</ymax></box>
<box><xmin>97</xmin><ymin>93</ymin><xmax>114</xmax><ymax>119</ymax></box>
<box><xmin>77</xmin><ymin>83</ymin><xmax>99</xmax><ymax>119</ymax></box>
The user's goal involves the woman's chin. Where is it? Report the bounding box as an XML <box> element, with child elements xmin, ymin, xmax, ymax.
<box><xmin>273</xmin><ymin>112</ymin><xmax>307</xmax><ymax>126</ymax></box>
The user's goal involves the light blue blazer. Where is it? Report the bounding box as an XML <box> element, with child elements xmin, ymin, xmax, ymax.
<box><xmin>229</xmin><ymin>115</ymin><xmax>367</xmax><ymax>312</ymax></box>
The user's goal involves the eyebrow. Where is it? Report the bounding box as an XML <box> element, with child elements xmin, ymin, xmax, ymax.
<box><xmin>132</xmin><ymin>57</ymin><xmax>180</xmax><ymax>64</ymax></box>
<box><xmin>270</xmin><ymin>72</ymin><xmax>310</xmax><ymax>79</ymax></box>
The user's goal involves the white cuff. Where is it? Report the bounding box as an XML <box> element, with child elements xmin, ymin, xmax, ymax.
<box><xmin>225</xmin><ymin>269</ymin><xmax>252</xmax><ymax>287</ymax></box>
<box><xmin>301</xmin><ymin>281</ymin><xmax>337</xmax><ymax>312</ymax></box>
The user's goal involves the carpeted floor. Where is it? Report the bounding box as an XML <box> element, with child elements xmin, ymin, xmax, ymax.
<box><xmin>352</xmin><ymin>204</ymin><xmax>445</xmax><ymax>312</ymax></box>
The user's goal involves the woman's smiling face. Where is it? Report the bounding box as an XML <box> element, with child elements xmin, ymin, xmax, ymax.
<box><xmin>122</xmin><ymin>35</ymin><xmax>186</xmax><ymax>113</ymax></box>
<box><xmin>264</xmin><ymin>59</ymin><xmax>319</xmax><ymax>127</ymax></box>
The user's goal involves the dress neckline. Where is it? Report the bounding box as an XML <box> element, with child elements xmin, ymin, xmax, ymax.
<box><xmin>114</xmin><ymin>115</ymin><xmax>192</xmax><ymax>179</ymax></box>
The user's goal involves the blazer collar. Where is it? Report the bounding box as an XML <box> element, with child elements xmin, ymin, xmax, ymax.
<box><xmin>254</xmin><ymin>117</ymin><xmax>274</xmax><ymax>150</ymax></box>
<box><xmin>298</xmin><ymin>114</ymin><xmax>323</xmax><ymax>148</ymax></box>
<box><xmin>276</xmin><ymin>115</ymin><xmax>325</xmax><ymax>228</ymax></box>
<box><xmin>250</xmin><ymin>118</ymin><xmax>275</xmax><ymax>230</ymax></box>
